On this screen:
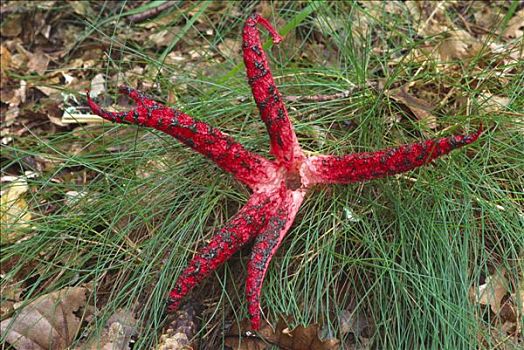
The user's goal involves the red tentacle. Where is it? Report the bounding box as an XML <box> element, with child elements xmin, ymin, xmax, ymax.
<box><xmin>87</xmin><ymin>86</ymin><xmax>277</xmax><ymax>189</ymax></box>
<box><xmin>245</xmin><ymin>186</ymin><xmax>305</xmax><ymax>330</ymax></box>
<box><xmin>167</xmin><ymin>191</ymin><xmax>282</xmax><ymax>312</ymax></box>
<box><xmin>242</xmin><ymin>13</ymin><xmax>303</xmax><ymax>168</ymax></box>
<box><xmin>307</xmin><ymin>126</ymin><xmax>483</xmax><ymax>184</ymax></box>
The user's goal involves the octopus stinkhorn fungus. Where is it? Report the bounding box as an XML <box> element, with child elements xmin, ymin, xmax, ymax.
<box><xmin>87</xmin><ymin>13</ymin><xmax>482</xmax><ymax>330</ymax></box>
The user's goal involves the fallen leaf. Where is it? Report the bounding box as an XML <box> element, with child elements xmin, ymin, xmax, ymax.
<box><xmin>0</xmin><ymin>287</ymin><xmax>88</xmax><ymax>350</ymax></box>
<box><xmin>8</xmin><ymin>54</ymin><xmax>26</xmax><ymax>72</ymax></box>
<box><xmin>64</xmin><ymin>191</ymin><xmax>89</xmax><ymax>207</ymax></box>
<box><xmin>149</xmin><ymin>28</ymin><xmax>182</xmax><ymax>48</ymax></box>
<box><xmin>2</xmin><ymin>79</ymin><xmax>27</xmax><ymax>127</ymax></box>
<box><xmin>504</xmin><ymin>9</ymin><xmax>524</xmax><ymax>40</ymax></box>
<box><xmin>0</xmin><ymin>281</ymin><xmax>23</xmax><ymax>319</ymax></box>
<box><xmin>438</xmin><ymin>30</ymin><xmax>481</xmax><ymax>62</ymax></box>
<box><xmin>0</xmin><ymin>14</ymin><xmax>23</xmax><ymax>38</ymax></box>
<box><xmin>472</xmin><ymin>3</ymin><xmax>503</xmax><ymax>29</ymax></box>
<box><xmin>0</xmin><ymin>177</ymin><xmax>32</xmax><ymax>243</ymax></box>
<box><xmin>1</xmin><ymin>44</ymin><xmax>12</xmax><ymax>74</ymax></box>
<box><xmin>225</xmin><ymin>318</ymin><xmax>340</xmax><ymax>350</ymax></box>
<box><xmin>512</xmin><ymin>278</ymin><xmax>524</xmax><ymax>310</ymax></box>
<box><xmin>225</xmin><ymin>319</ymin><xmax>275</xmax><ymax>350</ymax></box>
<box><xmin>27</xmin><ymin>49</ymin><xmax>51</xmax><ymax>76</ymax></box>
<box><xmin>70</xmin><ymin>1</ymin><xmax>92</xmax><ymax>17</ymax></box>
<box><xmin>510</xmin><ymin>277</ymin><xmax>524</xmax><ymax>336</ymax></box>
<box><xmin>35</xmin><ymin>85</ymin><xmax>62</xmax><ymax>96</ymax></box>
<box><xmin>406</xmin><ymin>2</ymin><xmax>451</xmax><ymax>36</ymax></box>
<box><xmin>478</xmin><ymin>93</ymin><xmax>510</xmax><ymax>113</ymax></box>
<box><xmin>75</xmin><ymin>308</ymin><xmax>137</xmax><ymax>350</ymax></box>
<box><xmin>137</xmin><ymin>8</ymin><xmax>183</xmax><ymax>29</ymax></box>
<box><xmin>471</xmin><ymin>269</ymin><xmax>509</xmax><ymax>314</ymax></box>
<box><xmin>386</xmin><ymin>83</ymin><xmax>437</xmax><ymax>129</ymax></box>
<box><xmin>280</xmin><ymin>322</ymin><xmax>340</xmax><ymax>350</ymax></box>
<box><xmin>89</xmin><ymin>73</ymin><xmax>106</xmax><ymax>98</ymax></box>
<box><xmin>339</xmin><ymin>309</ymin><xmax>372</xmax><ymax>338</ymax></box>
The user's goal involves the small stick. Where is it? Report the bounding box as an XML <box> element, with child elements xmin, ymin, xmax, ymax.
<box><xmin>283</xmin><ymin>90</ymin><xmax>352</xmax><ymax>103</ymax></box>
<box><xmin>127</xmin><ymin>1</ymin><xmax>177</xmax><ymax>23</ymax></box>
<box><xmin>283</xmin><ymin>82</ymin><xmax>378</xmax><ymax>103</ymax></box>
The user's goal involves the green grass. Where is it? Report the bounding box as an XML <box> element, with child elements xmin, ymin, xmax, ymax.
<box><xmin>2</xmin><ymin>1</ymin><xmax>523</xmax><ymax>348</ymax></box>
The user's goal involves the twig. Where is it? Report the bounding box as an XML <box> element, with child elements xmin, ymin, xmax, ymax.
<box><xmin>283</xmin><ymin>90</ymin><xmax>353</xmax><ymax>103</ymax></box>
<box><xmin>127</xmin><ymin>1</ymin><xmax>177</xmax><ymax>23</ymax></box>
<box><xmin>283</xmin><ymin>81</ymin><xmax>378</xmax><ymax>103</ymax></box>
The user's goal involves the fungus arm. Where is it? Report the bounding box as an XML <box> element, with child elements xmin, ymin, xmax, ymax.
<box><xmin>245</xmin><ymin>186</ymin><xmax>305</xmax><ymax>330</ymax></box>
<box><xmin>166</xmin><ymin>191</ymin><xmax>283</xmax><ymax>312</ymax></box>
<box><xmin>87</xmin><ymin>86</ymin><xmax>277</xmax><ymax>189</ymax></box>
<box><xmin>242</xmin><ymin>13</ymin><xmax>302</xmax><ymax>167</ymax></box>
<box><xmin>307</xmin><ymin>127</ymin><xmax>483</xmax><ymax>184</ymax></box>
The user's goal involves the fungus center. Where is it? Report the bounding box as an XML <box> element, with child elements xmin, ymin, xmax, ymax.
<box><xmin>285</xmin><ymin>170</ymin><xmax>302</xmax><ymax>190</ymax></box>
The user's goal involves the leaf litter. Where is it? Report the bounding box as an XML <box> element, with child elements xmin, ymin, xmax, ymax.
<box><xmin>0</xmin><ymin>287</ymin><xmax>88</xmax><ymax>350</ymax></box>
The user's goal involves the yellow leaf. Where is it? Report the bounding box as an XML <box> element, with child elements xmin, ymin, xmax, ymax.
<box><xmin>1</xmin><ymin>178</ymin><xmax>32</xmax><ymax>243</ymax></box>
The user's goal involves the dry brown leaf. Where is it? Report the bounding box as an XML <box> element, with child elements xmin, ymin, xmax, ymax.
<box><xmin>75</xmin><ymin>308</ymin><xmax>137</xmax><ymax>350</ymax></box>
<box><xmin>0</xmin><ymin>287</ymin><xmax>88</xmax><ymax>350</ymax></box>
<box><xmin>10</xmin><ymin>42</ymin><xmax>50</xmax><ymax>75</ymax></box>
<box><xmin>510</xmin><ymin>278</ymin><xmax>524</xmax><ymax>336</ymax></box>
<box><xmin>9</xmin><ymin>52</ymin><xmax>28</xmax><ymax>71</ymax></box>
<box><xmin>148</xmin><ymin>28</ymin><xmax>183</xmax><ymax>48</ymax></box>
<box><xmin>386</xmin><ymin>83</ymin><xmax>437</xmax><ymax>129</ymax></box>
<box><xmin>473</xmin><ymin>4</ymin><xmax>503</xmax><ymax>29</ymax></box>
<box><xmin>406</xmin><ymin>1</ymin><xmax>452</xmax><ymax>36</ymax></box>
<box><xmin>225</xmin><ymin>318</ymin><xmax>339</xmax><ymax>350</ymax></box>
<box><xmin>479</xmin><ymin>93</ymin><xmax>510</xmax><ymax>114</ymax></box>
<box><xmin>339</xmin><ymin>309</ymin><xmax>373</xmax><ymax>338</ymax></box>
<box><xmin>402</xmin><ymin>2</ymin><xmax>487</xmax><ymax>66</ymax></box>
<box><xmin>1</xmin><ymin>44</ymin><xmax>12</xmax><ymax>74</ymax></box>
<box><xmin>504</xmin><ymin>9</ymin><xmax>524</xmax><ymax>40</ymax></box>
<box><xmin>438</xmin><ymin>30</ymin><xmax>481</xmax><ymax>62</ymax></box>
<box><xmin>69</xmin><ymin>1</ymin><xmax>93</xmax><ymax>17</ymax></box>
<box><xmin>512</xmin><ymin>278</ymin><xmax>524</xmax><ymax>310</ymax></box>
<box><xmin>280</xmin><ymin>322</ymin><xmax>340</xmax><ymax>350</ymax></box>
<box><xmin>470</xmin><ymin>269</ymin><xmax>509</xmax><ymax>314</ymax></box>
<box><xmin>362</xmin><ymin>0</ymin><xmax>404</xmax><ymax>17</ymax></box>
<box><xmin>4</xmin><ymin>105</ymin><xmax>20</xmax><ymax>124</ymax></box>
<box><xmin>27</xmin><ymin>49</ymin><xmax>51</xmax><ymax>76</ymax></box>
<box><xmin>89</xmin><ymin>73</ymin><xmax>106</xmax><ymax>98</ymax></box>
<box><xmin>225</xmin><ymin>319</ymin><xmax>275</xmax><ymax>350</ymax></box>
<box><xmin>1</xmin><ymin>282</ymin><xmax>23</xmax><ymax>319</ymax></box>
<box><xmin>1</xmin><ymin>176</ymin><xmax>32</xmax><ymax>243</ymax></box>
<box><xmin>2</xmin><ymin>79</ymin><xmax>27</xmax><ymax>127</ymax></box>
<box><xmin>35</xmin><ymin>85</ymin><xmax>62</xmax><ymax>97</ymax></box>
<box><xmin>0</xmin><ymin>14</ymin><xmax>23</xmax><ymax>38</ymax></box>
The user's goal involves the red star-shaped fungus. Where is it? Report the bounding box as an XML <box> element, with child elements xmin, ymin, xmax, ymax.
<box><xmin>87</xmin><ymin>13</ymin><xmax>482</xmax><ymax>330</ymax></box>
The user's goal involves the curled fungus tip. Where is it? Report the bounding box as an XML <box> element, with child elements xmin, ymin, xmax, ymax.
<box><xmin>252</xmin><ymin>13</ymin><xmax>282</xmax><ymax>44</ymax></box>
<box><xmin>477</xmin><ymin>123</ymin><xmax>484</xmax><ymax>136</ymax></box>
